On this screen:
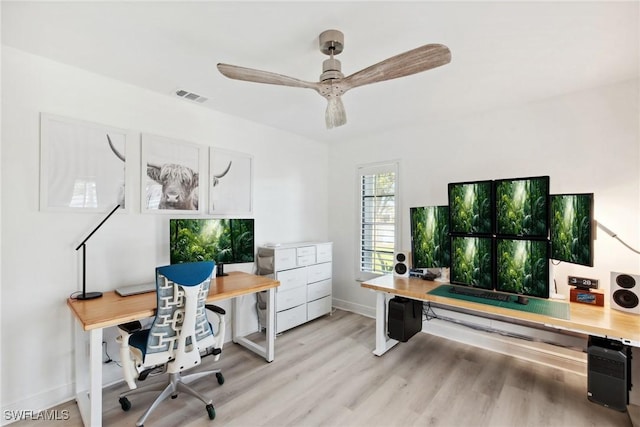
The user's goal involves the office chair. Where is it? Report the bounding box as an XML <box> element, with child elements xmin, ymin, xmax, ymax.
<box><xmin>116</xmin><ymin>261</ymin><xmax>226</xmax><ymax>426</ymax></box>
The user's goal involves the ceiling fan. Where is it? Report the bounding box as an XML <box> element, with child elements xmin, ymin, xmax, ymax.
<box><xmin>217</xmin><ymin>29</ymin><xmax>451</xmax><ymax>129</ymax></box>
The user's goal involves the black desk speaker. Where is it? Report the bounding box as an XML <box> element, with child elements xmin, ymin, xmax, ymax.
<box><xmin>393</xmin><ymin>252</ymin><xmax>410</xmax><ymax>277</ymax></box>
<box><xmin>587</xmin><ymin>336</ymin><xmax>631</xmax><ymax>412</ymax></box>
<box><xmin>388</xmin><ymin>297</ymin><xmax>422</xmax><ymax>342</ymax></box>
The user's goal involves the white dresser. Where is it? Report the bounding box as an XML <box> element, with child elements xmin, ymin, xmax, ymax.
<box><xmin>257</xmin><ymin>242</ymin><xmax>332</xmax><ymax>333</ymax></box>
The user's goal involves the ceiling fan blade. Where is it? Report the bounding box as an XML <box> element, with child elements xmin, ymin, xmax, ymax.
<box><xmin>217</xmin><ymin>63</ymin><xmax>320</xmax><ymax>90</ymax></box>
<box><xmin>341</xmin><ymin>44</ymin><xmax>451</xmax><ymax>91</ymax></box>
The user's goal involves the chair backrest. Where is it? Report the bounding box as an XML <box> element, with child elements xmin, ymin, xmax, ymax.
<box><xmin>143</xmin><ymin>261</ymin><xmax>216</xmax><ymax>372</ymax></box>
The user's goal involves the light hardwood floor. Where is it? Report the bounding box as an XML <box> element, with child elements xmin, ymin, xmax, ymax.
<box><xmin>14</xmin><ymin>309</ymin><xmax>631</xmax><ymax>426</ymax></box>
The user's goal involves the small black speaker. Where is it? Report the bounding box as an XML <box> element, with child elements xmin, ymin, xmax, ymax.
<box><xmin>393</xmin><ymin>251</ymin><xmax>409</xmax><ymax>277</ymax></box>
<box><xmin>387</xmin><ymin>297</ymin><xmax>422</xmax><ymax>342</ymax></box>
<box><xmin>587</xmin><ymin>336</ymin><xmax>631</xmax><ymax>412</ymax></box>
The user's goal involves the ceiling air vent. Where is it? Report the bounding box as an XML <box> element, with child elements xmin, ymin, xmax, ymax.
<box><xmin>174</xmin><ymin>89</ymin><xmax>208</xmax><ymax>103</ymax></box>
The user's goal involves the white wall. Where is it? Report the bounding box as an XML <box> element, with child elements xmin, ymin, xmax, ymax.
<box><xmin>329</xmin><ymin>79</ymin><xmax>640</xmax><ymax>315</ymax></box>
<box><xmin>0</xmin><ymin>47</ymin><xmax>329</xmax><ymax>415</ymax></box>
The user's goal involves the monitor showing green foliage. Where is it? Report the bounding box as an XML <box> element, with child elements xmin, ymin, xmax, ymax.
<box><xmin>448</xmin><ymin>180</ymin><xmax>493</xmax><ymax>234</ymax></box>
<box><xmin>410</xmin><ymin>206</ymin><xmax>450</xmax><ymax>268</ymax></box>
<box><xmin>170</xmin><ymin>218</ymin><xmax>255</xmax><ymax>265</ymax></box>
<box><xmin>496</xmin><ymin>238</ymin><xmax>549</xmax><ymax>298</ymax></box>
<box><xmin>450</xmin><ymin>236</ymin><xmax>494</xmax><ymax>289</ymax></box>
<box><xmin>550</xmin><ymin>193</ymin><xmax>593</xmax><ymax>266</ymax></box>
<box><xmin>495</xmin><ymin>176</ymin><xmax>549</xmax><ymax>238</ymax></box>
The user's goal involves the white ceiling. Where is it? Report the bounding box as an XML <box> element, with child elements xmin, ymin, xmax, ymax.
<box><xmin>2</xmin><ymin>1</ymin><xmax>639</xmax><ymax>143</ymax></box>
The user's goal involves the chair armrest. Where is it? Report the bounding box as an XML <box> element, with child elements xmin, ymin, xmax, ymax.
<box><xmin>205</xmin><ymin>304</ymin><xmax>226</xmax><ymax>316</ymax></box>
<box><xmin>117</xmin><ymin>321</ymin><xmax>143</xmax><ymax>334</ymax></box>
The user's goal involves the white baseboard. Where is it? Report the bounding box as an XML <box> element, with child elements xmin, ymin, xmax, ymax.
<box><xmin>332</xmin><ymin>297</ymin><xmax>375</xmax><ymax>319</ymax></box>
<box><xmin>1</xmin><ymin>382</ymin><xmax>74</xmax><ymax>426</ymax></box>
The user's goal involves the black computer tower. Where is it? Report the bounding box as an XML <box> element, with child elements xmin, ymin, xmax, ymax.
<box><xmin>387</xmin><ymin>297</ymin><xmax>422</xmax><ymax>342</ymax></box>
<box><xmin>587</xmin><ymin>336</ymin><xmax>631</xmax><ymax>411</ymax></box>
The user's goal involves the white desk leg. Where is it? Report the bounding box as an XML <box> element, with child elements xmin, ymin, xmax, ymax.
<box><xmin>265</xmin><ymin>287</ymin><xmax>275</xmax><ymax>362</ymax></box>
<box><xmin>232</xmin><ymin>296</ymin><xmax>239</xmax><ymax>345</ymax></box>
<box><xmin>373</xmin><ymin>291</ymin><xmax>398</xmax><ymax>356</ymax></box>
<box><xmin>74</xmin><ymin>323</ymin><xmax>103</xmax><ymax>427</ymax></box>
<box><xmin>231</xmin><ymin>291</ymin><xmax>275</xmax><ymax>362</ymax></box>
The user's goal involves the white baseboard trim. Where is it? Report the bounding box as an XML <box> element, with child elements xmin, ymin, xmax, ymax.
<box><xmin>1</xmin><ymin>382</ymin><xmax>74</xmax><ymax>426</ymax></box>
<box><xmin>332</xmin><ymin>297</ymin><xmax>375</xmax><ymax>319</ymax></box>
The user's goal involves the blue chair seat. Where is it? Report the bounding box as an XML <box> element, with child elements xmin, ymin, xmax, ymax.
<box><xmin>129</xmin><ymin>329</ymin><xmax>150</xmax><ymax>358</ymax></box>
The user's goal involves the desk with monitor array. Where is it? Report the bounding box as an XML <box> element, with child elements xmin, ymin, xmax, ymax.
<box><xmin>362</xmin><ymin>274</ymin><xmax>640</xmax><ymax>422</ymax></box>
<box><xmin>362</xmin><ymin>275</ymin><xmax>640</xmax><ymax>354</ymax></box>
<box><xmin>67</xmin><ymin>271</ymin><xmax>279</xmax><ymax>427</ymax></box>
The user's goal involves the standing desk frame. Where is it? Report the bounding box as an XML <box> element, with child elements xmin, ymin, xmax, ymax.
<box><xmin>67</xmin><ymin>271</ymin><xmax>279</xmax><ymax>427</ymax></box>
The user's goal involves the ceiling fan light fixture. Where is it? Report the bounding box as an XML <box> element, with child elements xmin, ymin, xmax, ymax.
<box><xmin>325</xmin><ymin>96</ymin><xmax>346</xmax><ymax>129</ymax></box>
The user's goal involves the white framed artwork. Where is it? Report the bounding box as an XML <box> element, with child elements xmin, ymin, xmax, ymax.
<box><xmin>39</xmin><ymin>113</ymin><xmax>132</xmax><ymax>213</ymax></box>
<box><xmin>209</xmin><ymin>148</ymin><xmax>253</xmax><ymax>215</ymax></box>
<box><xmin>140</xmin><ymin>134</ymin><xmax>206</xmax><ymax>214</ymax></box>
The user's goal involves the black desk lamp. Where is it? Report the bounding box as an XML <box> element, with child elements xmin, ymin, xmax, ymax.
<box><xmin>74</xmin><ymin>204</ymin><xmax>120</xmax><ymax>300</ymax></box>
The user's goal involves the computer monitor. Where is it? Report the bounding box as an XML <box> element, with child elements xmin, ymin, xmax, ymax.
<box><xmin>494</xmin><ymin>175</ymin><xmax>550</xmax><ymax>238</ymax></box>
<box><xmin>410</xmin><ymin>205</ymin><xmax>451</xmax><ymax>269</ymax></box>
<box><xmin>550</xmin><ymin>193</ymin><xmax>594</xmax><ymax>267</ymax></box>
<box><xmin>495</xmin><ymin>237</ymin><xmax>549</xmax><ymax>298</ymax></box>
<box><xmin>448</xmin><ymin>180</ymin><xmax>494</xmax><ymax>235</ymax></box>
<box><xmin>169</xmin><ymin>218</ymin><xmax>255</xmax><ymax>276</ymax></box>
<box><xmin>450</xmin><ymin>235</ymin><xmax>494</xmax><ymax>290</ymax></box>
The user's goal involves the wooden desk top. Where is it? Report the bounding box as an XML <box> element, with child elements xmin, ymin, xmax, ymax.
<box><xmin>67</xmin><ymin>271</ymin><xmax>279</xmax><ymax>331</ymax></box>
<box><xmin>362</xmin><ymin>275</ymin><xmax>640</xmax><ymax>345</ymax></box>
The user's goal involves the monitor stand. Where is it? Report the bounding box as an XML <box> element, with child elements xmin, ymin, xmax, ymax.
<box><xmin>434</xmin><ymin>267</ymin><xmax>450</xmax><ymax>283</ymax></box>
<box><xmin>216</xmin><ymin>263</ymin><xmax>228</xmax><ymax>277</ymax></box>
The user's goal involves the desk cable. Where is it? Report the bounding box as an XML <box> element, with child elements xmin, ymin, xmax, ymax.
<box><xmin>423</xmin><ymin>302</ymin><xmax>438</xmax><ymax>321</ymax></box>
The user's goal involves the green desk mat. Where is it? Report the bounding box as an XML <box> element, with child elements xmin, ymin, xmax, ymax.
<box><xmin>427</xmin><ymin>285</ymin><xmax>570</xmax><ymax>320</ymax></box>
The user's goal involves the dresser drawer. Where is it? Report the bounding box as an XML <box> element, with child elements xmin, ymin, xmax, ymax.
<box><xmin>277</xmin><ymin>286</ymin><xmax>307</xmax><ymax>311</ymax></box>
<box><xmin>307</xmin><ymin>262</ymin><xmax>332</xmax><ymax>283</ymax></box>
<box><xmin>274</xmin><ymin>248</ymin><xmax>297</xmax><ymax>271</ymax></box>
<box><xmin>296</xmin><ymin>245</ymin><xmax>316</xmax><ymax>258</ymax></box>
<box><xmin>297</xmin><ymin>246</ymin><xmax>316</xmax><ymax>266</ymax></box>
<box><xmin>276</xmin><ymin>304</ymin><xmax>306</xmax><ymax>333</ymax></box>
<box><xmin>276</xmin><ymin>267</ymin><xmax>307</xmax><ymax>291</ymax></box>
<box><xmin>316</xmin><ymin>243</ymin><xmax>332</xmax><ymax>263</ymax></box>
<box><xmin>307</xmin><ymin>279</ymin><xmax>331</xmax><ymax>301</ymax></box>
<box><xmin>297</xmin><ymin>254</ymin><xmax>316</xmax><ymax>266</ymax></box>
<box><xmin>307</xmin><ymin>296</ymin><xmax>332</xmax><ymax>321</ymax></box>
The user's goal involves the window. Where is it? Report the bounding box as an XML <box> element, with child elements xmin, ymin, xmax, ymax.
<box><xmin>358</xmin><ymin>162</ymin><xmax>399</xmax><ymax>277</ymax></box>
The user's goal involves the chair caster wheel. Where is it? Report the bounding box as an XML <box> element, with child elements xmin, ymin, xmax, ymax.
<box><xmin>206</xmin><ymin>403</ymin><xmax>216</xmax><ymax>420</ymax></box>
<box><xmin>171</xmin><ymin>393</ymin><xmax>178</xmax><ymax>399</ymax></box>
<box><xmin>119</xmin><ymin>397</ymin><xmax>131</xmax><ymax>412</ymax></box>
<box><xmin>216</xmin><ymin>372</ymin><xmax>225</xmax><ymax>385</ymax></box>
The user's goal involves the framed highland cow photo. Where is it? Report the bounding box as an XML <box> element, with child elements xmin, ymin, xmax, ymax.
<box><xmin>39</xmin><ymin>113</ymin><xmax>133</xmax><ymax>213</ymax></box>
<box><xmin>140</xmin><ymin>134</ymin><xmax>207</xmax><ymax>214</ymax></box>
